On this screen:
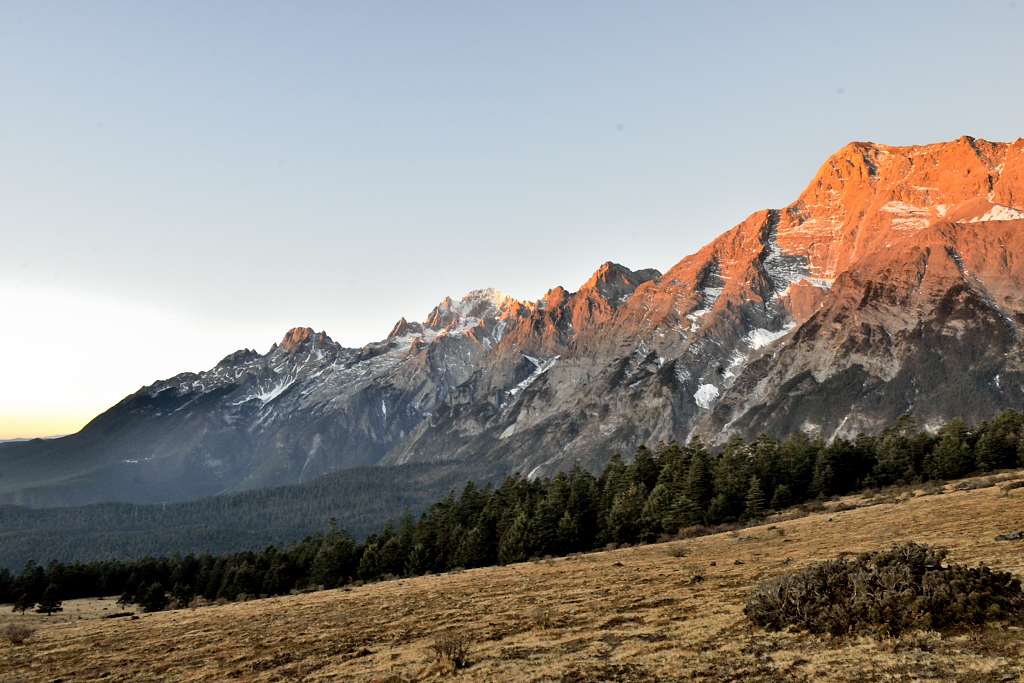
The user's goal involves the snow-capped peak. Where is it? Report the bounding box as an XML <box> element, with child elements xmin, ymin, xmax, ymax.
<box><xmin>424</xmin><ymin>288</ymin><xmax>518</xmax><ymax>330</ymax></box>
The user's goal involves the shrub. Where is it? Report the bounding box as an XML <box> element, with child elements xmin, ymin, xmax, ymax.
<box><xmin>529</xmin><ymin>606</ymin><xmax>556</xmax><ymax>630</ymax></box>
<box><xmin>430</xmin><ymin>629</ymin><xmax>471</xmax><ymax>673</ymax></box>
<box><xmin>3</xmin><ymin>623</ymin><xmax>35</xmax><ymax>645</ymax></box>
<box><xmin>188</xmin><ymin>596</ymin><xmax>211</xmax><ymax>609</ymax></box>
<box><xmin>100</xmin><ymin>611</ymin><xmax>134</xmax><ymax>620</ymax></box>
<box><xmin>744</xmin><ymin>543</ymin><xmax>1024</xmax><ymax>637</ymax></box>
<box><xmin>1001</xmin><ymin>480</ymin><xmax>1024</xmax><ymax>495</ymax></box>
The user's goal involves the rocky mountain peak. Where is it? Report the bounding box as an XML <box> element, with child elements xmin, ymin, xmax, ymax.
<box><xmin>579</xmin><ymin>261</ymin><xmax>661</xmax><ymax>305</ymax></box>
<box><xmin>424</xmin><ymin>288</ymin><xmax>518</xmax><ymax>330</ymax></box>
<box><xmin>216</xmin><ymin>348</ymin><xmax>260</xmax><ymax>368</ymax></box>
<box><xmin>279</xmin><ymin>327</ymin><xmax>335</xmax><ymax>353</ymax></box>
<box><xmin>387</xmin><ymin>317</ymin><xmax>425</xmax><ymax>340</ymax></box>
<box><xmin>280</xmin><ymin>327</ymin><xmax>315</xmax><ymax>352</ymax></box>
<box><xmin>541</xmin><ymin>286</ymin><xmax>570</xmax><ymax>310</ymax></box>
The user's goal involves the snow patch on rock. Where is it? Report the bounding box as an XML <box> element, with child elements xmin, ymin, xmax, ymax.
<box><xmin>254</xmin><ymin>379</ymin><xmax>295</xmax><ymax>404</ymax></box>
<box><xmin>745</xmin><ymin>322</ymin><xmax>797</xmax><ymax>350</ymax></box>
<box><xmin>693</xmin><ymin>383</ymin><xmax>720</xmax><ymax>409</ymax></box>
<box><xmin>969</xmin><ymin>204</ymin><xmax>1024</xmax><ymax>223</ymax></box>
<box><xmin>881</xmin><ymin>201</ymin><xmax>931</xmax><ymax>230</ymax></box>
<box><xmin>509</xmin><ymin>355</ymin><xmax>560</xmax><ymax>397</ymax></box>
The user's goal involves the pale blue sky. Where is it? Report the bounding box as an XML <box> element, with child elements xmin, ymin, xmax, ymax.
<box><xmin>2</xmin><ymin>1</ymin><xmax>1023</xmax><ymax>436</ymax></box>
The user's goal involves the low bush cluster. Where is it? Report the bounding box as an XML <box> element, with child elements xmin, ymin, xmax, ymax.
<box><xmin>3</xmin><ymin>623</ymin><xmax>35</xmax><ymax>645</ymax></box>
<box><xmin>430</xmin><ymin>630</ymin><xmax>471</xmax><ymax>673</ymax></box>
<box><xmin>745</xmin><ymin>543</ymin><xmax>1024</xmax><ymax>637</ymax></box>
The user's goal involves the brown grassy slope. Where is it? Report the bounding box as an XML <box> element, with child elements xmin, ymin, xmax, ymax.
<box><xmin>2</xmin><ymin>472</ymin><xmax>1023</xmax><ymax>682</ymax></box>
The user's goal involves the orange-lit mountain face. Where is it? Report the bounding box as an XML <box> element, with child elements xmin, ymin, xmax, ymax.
<box><xmin>3</xmin><ymin>137</ymin><xmax>1024</xmax><ymax>506</ymax></box>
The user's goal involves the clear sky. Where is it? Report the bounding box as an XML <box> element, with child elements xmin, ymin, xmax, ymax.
<box><xmin>3</xmin><ymin>1</ymin><xmax>1023</xmax><ymax>439</ymax></box>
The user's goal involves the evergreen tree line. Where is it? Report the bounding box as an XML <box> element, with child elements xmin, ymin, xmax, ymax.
<box><xmin>3</xmin><ymin>411</ymin><xmax>1022</xmax><ymax>614</ymax></box>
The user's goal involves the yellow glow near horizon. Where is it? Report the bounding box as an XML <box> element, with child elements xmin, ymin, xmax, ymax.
<box><xmin>0</xmin><ymin>284</ymin><xmax>282</xmax><ymax>441</ymax></box>
<box><xmin>0</xmin><ymin>413</ymin><xmax>87</xmax><ymax>441</ymax></box>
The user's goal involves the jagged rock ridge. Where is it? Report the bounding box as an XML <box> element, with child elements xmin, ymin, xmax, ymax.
<box><xmin>3</xmin><ymin>136</ymin><xmax>1024</xmax><ymax>506</ymax></box>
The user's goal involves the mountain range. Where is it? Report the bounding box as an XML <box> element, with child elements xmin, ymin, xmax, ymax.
<box><xmin>3</xmin><ymin>135</ymin><xmax>1024</xmax><ymax>507</ymax></box>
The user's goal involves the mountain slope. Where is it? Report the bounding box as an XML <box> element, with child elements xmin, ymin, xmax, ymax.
<box><xmin>3</xmin><ymin>136</ymin><xmax>1024</xmax><ymax>506</ymax></box>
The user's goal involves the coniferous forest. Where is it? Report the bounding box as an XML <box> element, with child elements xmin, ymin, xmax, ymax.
<box><xmin>2</xmin><ymin>412</ymin><xmax>1022</xmax><ymax>614</ymax></box>
<box><xmin>0</xmin><ymin>460</ymin><xmax>506</xmax><ymax>571</ymax></box>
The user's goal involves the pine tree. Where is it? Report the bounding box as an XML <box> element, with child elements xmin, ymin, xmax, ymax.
<box><xmin>531</xmin><ymin>496</ymin><xmax>561</xmax><ymax>556</ymax></box>
<box><xmin>498</xmin><ymin>510</ymin><xmax>530</xmax><ymax>565</ymax></box>
<box><xmin>22</xmin><ymin>562</ymin><xmax>46</xmax><ymax>603</ymax></box>
<box><xmin>745</xmin><ymin>476</ymin><xmax>766</xmax><ymax>521</ymax></box>
<box><xmin>141</xmin><ymin>582</ymin><xmax>168</xmax><ymax>612</ymax></box>
<box><xmin>685</xmin><ymin>447</ymin><xmax>714</xmax><ymax>511</ymax></box>
<box><xmin>217</xmin><ymin>567</ymin><xmax>240</xmax><ymax>601</ymax></box>
<box><xmin>778</xmin><ymin>432</ymin><xmax>818</xmax><ymax>499</ymax></box>
<box><xmin>202</xmin><ymin>559</ymin><xmax>225</xmax><ymax>601</ymax></box>
<box><xmin>310</xmin><ymin>524</ymin><xmax>358</xmax><ymax>588</ymax></box>
<box><xmin>454</xmin><ymin>524</ymin><xmax>491</xmax><ymax>569</ymax></box>
<box><xmin>655</xmin><ymin>442</ymin><xmax>687</xmax><ymax>488</ymax></box>
<box><xmin>872</xmin><ymin>422</ymin><xmax>916</xmax><ymax>486</ymax></box>
<box><xmin>35</xmin><ymin>584</ymin><xmax>63</xmax><ymax>616</ymax></box>
<box><xmin>357</xmin><ymin>542</ymin><xmax>383</xmax><ymax>581</ymax></box>
<box><xmin>707</xmin><ymin>493</ymin><xmax>731</xmax><ymax>524</ymax></box>
<box><xmin>769</xmin><ymin>483</ymin><xmax>792</xmax><ymax>510</ymax></box>
<box><xmin>260</xmin><ymin>563</ymin><xmax>289</xmax><ymax>597</ymax></box>
<box><xmin>599</xmin><ymin>454</ymin><xmax>630</xmax><ymax>523</ymax></box>
<box><xmin>568</xmin><ymin>465</ymin><xmax>600</xmax><ymax>548</ymax></box>
<box><xmin>970</xmin><ymin>413</ymin><xmax>1019</xmax><ymax>473</ymax></box>
<box><xmin>397</xmin><ymin>514</ymin><xmax>417</xmax><ymax>564</ymax></box>
<box><xmin>711</xmin><ymin>441</ymin><xmax>751</xmax><ymax>520</ymax></box>
<box><xmin>377</xmin><ymin>535</ymin><xmax>405</xmax><ymax>578</ymax></box>
<box><xmin>924</xmin><ymin>419</ymin><xmax>974</xmax><ymax>480</ymax></box>
<box><xmin>556</xmin><ymin>511</ymin><xmax>579</xmax><ymax>552</ymax></box>
<box><xmin>232</xmin><ymin>562</ymin><xmax>258</xmax><ymax>598</ymax></box>
<box><xmin>671</xmin><ymin>495</ymin><xmax>702</xmax><ymax>529</ymax></box>
<box><xmin>12</xmin><ymin>593</ymin><xmax>34</xmax><ymax>614</ymax></box>
<box><xmin>404</xmin><ymin>543</ymin><xmax>430</xmax><ymax>576</ymax></box>
<box><xmin>975</xmin><ymin>429</ymin><xmax>1001</xmax><ymax>472</ymax></box>
<box><xmin>640</xmin><ymin>482</ymin><xmax>673</xmax><ymax>538</ymax></box>
<box><xmin>811</xmin><ymin>449</ymin><xmax>837</xmax><ymax>497</ymax></box>
<box><xmin>171</xmin><ymin>581</ymin><xmax>194</xmax><ymax>608</ymax></box>
<box><xmin>974</xmin><ymin>412</ymin><xmax>1021</xmax><ymax>472</ymax></box>
<box><xmin>632</xmin><ymin>445</ymin><xmax>660</xmax><ymax>492</ymax></box>
<box><xmin>607</xmin><ymin>483</ymin><xmax>646</xmax><ymax>545</ymax></box>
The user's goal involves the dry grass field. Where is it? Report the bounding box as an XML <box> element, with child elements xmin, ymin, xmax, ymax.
<box><xmin>2</xmin><ymin>471</ymin><xmax>1023</xmax><ymax>682</ymax></box>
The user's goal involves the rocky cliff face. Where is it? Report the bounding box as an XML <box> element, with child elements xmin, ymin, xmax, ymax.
<box><xmin>3</xmin><ymin>136</ymin><xmax>1023</xmax><ymax>506</ymax></box>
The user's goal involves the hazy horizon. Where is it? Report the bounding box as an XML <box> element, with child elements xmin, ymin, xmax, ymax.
<box><xmin>4</xmin><ymin>1</ymin><xmax>1024</xmax><ymax>439</ymax></box>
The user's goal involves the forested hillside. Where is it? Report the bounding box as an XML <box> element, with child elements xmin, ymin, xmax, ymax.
<box><xmin>0</xmin><ymin>460</ymin><xmax>506</xmax><ymax>571</ymax></box>
<box><xmin>3</xmin><ymin>412</ymin><xmax>1022</xmax><ymax>613</ymax></box>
